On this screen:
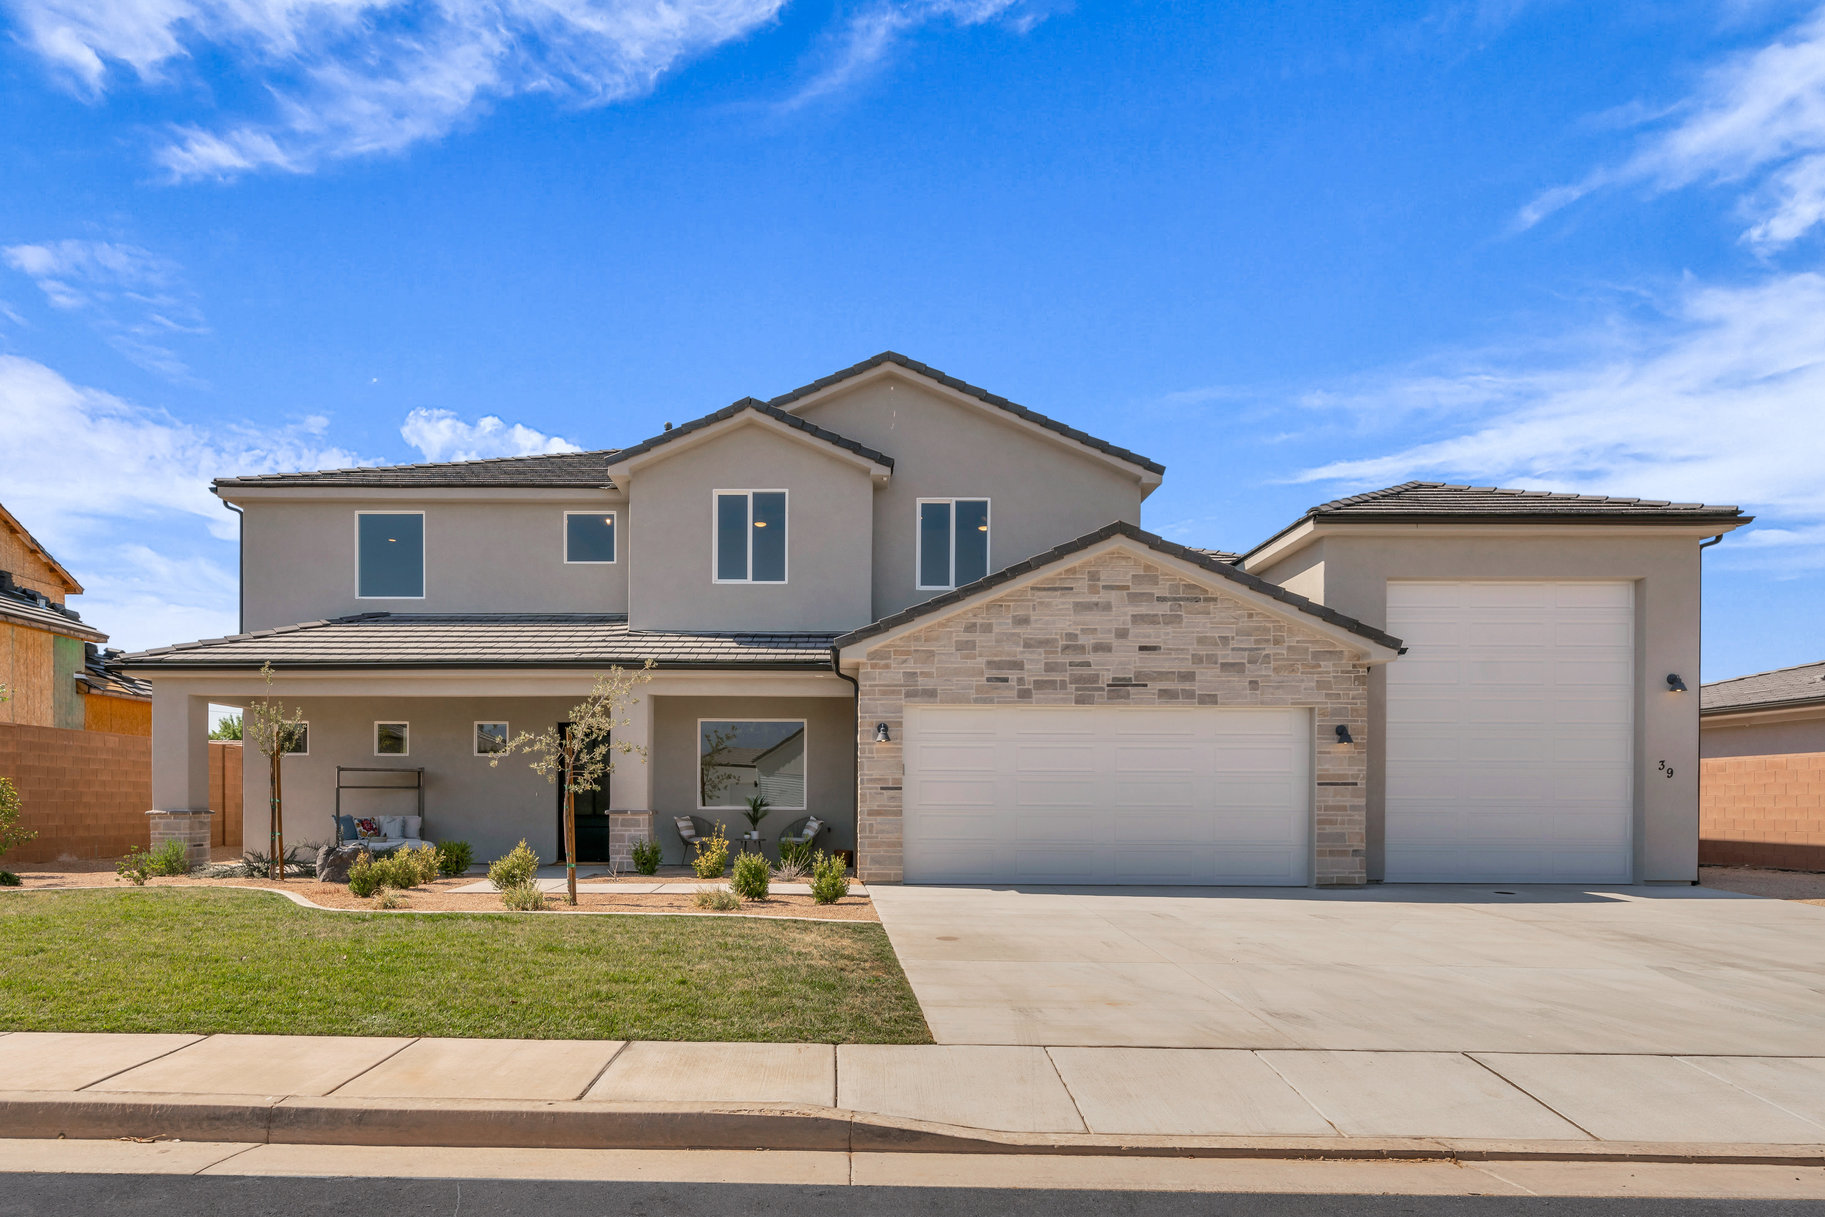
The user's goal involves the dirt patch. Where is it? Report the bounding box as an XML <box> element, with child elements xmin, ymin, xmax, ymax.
<box><xmin>1701</xmin><ymin>865</ymin><xmax>1825</xmax><ymax>907</ymax></box>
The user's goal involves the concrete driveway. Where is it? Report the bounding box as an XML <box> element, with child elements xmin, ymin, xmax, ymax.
<box><xmin>867</xmin><ymin>883</ymin><xmax>1825</xmax><ymax>1053</ymax></box>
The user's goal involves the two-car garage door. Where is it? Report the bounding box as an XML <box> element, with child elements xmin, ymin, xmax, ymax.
<box><xmin>902</xmin><ymin>706</ymin><xmax>1311</xmax><ymax>886</ymax></box>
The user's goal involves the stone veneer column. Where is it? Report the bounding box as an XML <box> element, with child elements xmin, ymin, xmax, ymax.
<box><xmin>146</xmin><ymin>810</ymin><xmax>214</xmax><ymax>869</ymax></box>
<box><xmin>608</xmin><ymin>811</ymin><xmax>655</xmax><ymax>869</ymax></box>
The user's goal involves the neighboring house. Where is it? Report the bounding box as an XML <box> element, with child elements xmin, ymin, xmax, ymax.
<box><xmin>119</xmin><ymin>353</ymin><xmax>1748</xmax><ymax>885</ymax></box>
<box><xmin>0</xmin><ymin>503</ymin><xmax>154</xmax><ymax>863</ymax></box>
<box><xmin>1699</xmin><ymin>661</ymin><xmax>1825</xmax><ymax>871</ymax></box>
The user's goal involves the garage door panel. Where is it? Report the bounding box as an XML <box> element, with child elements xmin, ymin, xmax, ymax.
<box><xmin>1112</xmin><ymin>847</ymin><xmax>1217</xmax><ymax>884</ymax></box>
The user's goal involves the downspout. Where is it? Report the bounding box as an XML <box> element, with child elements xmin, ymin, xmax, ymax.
<box><xmin>221</xmin><ymin>499</ymin><xmax>245</xmax><ymax>635</ymax></box>
<box><xmin>832</xmin><ymin>646</ymin><xmax>862</xmax><ymax>873</ymax></box>
<box><xmin>1691</xmin><ymin>534</ymin><xmax>1724</xmax><ymax>883</ymax></box>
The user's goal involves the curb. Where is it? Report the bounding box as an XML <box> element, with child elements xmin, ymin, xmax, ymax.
<box><xmin>5</xmin><ymin>1093</ymin><xmax>1823</xmax><ymax>1166</ymax></box>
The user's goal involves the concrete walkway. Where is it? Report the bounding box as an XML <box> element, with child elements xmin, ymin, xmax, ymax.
<box><xmin>5</xmin><ymin>1032</ymin><xmax>1825</xmax><ymax>1151</ymax></box>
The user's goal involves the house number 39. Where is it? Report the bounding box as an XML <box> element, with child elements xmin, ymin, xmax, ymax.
<box><xmin>1658</xmin><ymin>760</ymin><xmax>1675</xmax><ymax>779</ymax></box>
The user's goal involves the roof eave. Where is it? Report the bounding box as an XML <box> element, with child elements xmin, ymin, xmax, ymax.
<box><xmin>1243</xmin><ymin>512</ymin><xmax>1754</xmax><ymax>571</ymax></box>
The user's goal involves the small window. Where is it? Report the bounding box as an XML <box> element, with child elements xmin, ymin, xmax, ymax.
<box><xmin>564</xmin><ymin>512</ymin><xmax>617</xmax><ymax>563</ymax></box>
<box><xmin>375</xmin><ymin>722</ymin><xmax>409</xmax><ymax>756</ymax></box>
<box><xmin>475</xmin><ymin>721</ymin><xmax>510</xmax><ymax>756</ymax></box>
<box><xmin>917</xmin><ymin>498</ymin><xmax>990</xmax><ymax>590</ymax></box>
<box><xmin>283</xmin><ymin>723</ymin><xmax>309</xmax><ymax>756</ymax></box>
<box><xmin>357</xmin><ymin>512</ymin><xmax>425</xmax><ymax>598</ymax></box>
<box><xmin>699</xmin><ymin>719</ymin><xmax>806</xmax><ymax>810</ymax></box>
<box><xmin>713</xmin><ymin>491</ymin><xmax>787</xmax><ymax>583</ymax></box>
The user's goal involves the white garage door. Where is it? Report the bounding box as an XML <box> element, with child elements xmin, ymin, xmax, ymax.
<box><xmin>902</xmin><ymin>706</ymin><xmax>1311</xmax><ymax>885</ymax></box>
<box><xmin>1385</xmin><ymin>581</ymin><xmax>1634</xmax><ymax>883</ymax></box>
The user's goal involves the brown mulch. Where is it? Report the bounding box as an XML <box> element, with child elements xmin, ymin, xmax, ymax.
<box><xmin>1700</xmin><ymin>865</ymin><xmax>1825</xmax><ymax>908</ymax></box>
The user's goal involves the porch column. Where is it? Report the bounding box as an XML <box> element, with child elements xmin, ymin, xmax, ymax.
<box><xmin>148</xmin><ymin>687</ymin><xmax>214</xmax><ymax>866</ymax></box>
<box><xmin>609</xmin><ymin>689</ymin><xmax>654</xmax><ymax>812</ymax></box>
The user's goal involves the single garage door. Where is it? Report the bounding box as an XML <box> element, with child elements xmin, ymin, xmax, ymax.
<box><xmin>902</xmin><ymin>706</ymin><xmax>1312</xmax><ymax>885</ymax></box>
<box><xmin>1384</xmin><ymin>580</ymin><xmax>1634</xmax><ymax>883</ymax></box>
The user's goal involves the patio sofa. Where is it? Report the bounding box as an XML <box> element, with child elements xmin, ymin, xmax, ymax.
<box><xmin>335</xmin><ymin>814</ymin><xmax>429</xmax><ymax>853</ymax></box>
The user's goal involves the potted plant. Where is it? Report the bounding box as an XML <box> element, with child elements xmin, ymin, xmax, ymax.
<box><xmin>741</xmin><ymin>795</ymin><xmax>771</xmax><ymax>852</ymax></box>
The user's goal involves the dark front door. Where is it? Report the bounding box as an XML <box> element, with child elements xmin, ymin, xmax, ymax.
<box><xmin>557</xmin><ymin>722</ymin><xmax>611</xmax><ymax>863</ymax></box>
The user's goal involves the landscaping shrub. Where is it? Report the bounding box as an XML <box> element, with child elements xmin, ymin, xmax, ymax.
<box><xmin>435</xmin><ymin>840</ymin><xmax>474</xmax><ymax>878</ymax></box>
<box><xmin>690</xmin><ymin>825</ymin><xmax>730</xmax><ymax>879</ymax></box>
<box><xmin>0</xmin><ymin>870</ymin><xmax>18</xmax><ymax>887</ymax></box>
<box><xmin>374</xmin><ymin>887</ymin><xmax>408</xmax><ymax>910</ymax></box>
<box><xmin>731</xmin><ymin>851</ymin><xmax>770</xmax><ymax>900</ymax></box>
<box><xmin>238</xmin><ymin>847</ymin><xmax>313</xmax><ymax>879</ymax></box>
<box><xmin>777</xmin><ymin>838</ymin><xmax>814</xmax><ymax>870</ymax></box>
<box><xmin>399</xmin><ymin>844</ymin><xmax>441</xmax><ymax>886</ymax></box>
<box><xmin>115</xmin><ymin>847</ymin><xmax>151</xmax><ymax>886</ymax></box>
<box><xmin>501</xmin><ymin>883</ymin><xmax>546</xmax><ymax>911</ymax></box>
<box><xmin>488</xmin><ymin>840</ymin><xmax>540</xmax><ymax>892</ymax></box>
<box><xmin>693</xmin><ymin>887</ymin><xmax>742</xmax><ymax>911</ymax></box>
<box><xmin>770</xmin><ymin>854</ymin><xmax>809</xmax><ymax>881</ymax></box>
<box><xmin>0</xmin><ymin>775</ymin><xmax>35</xmax><ymax>864</ymax></box>
<box><xmin>146</xmin><ymin>840</ymin><xmax>190</xmax><ymax>877</ymax></box>
<box><xmin>810</xmin><ymin>852</ymin><xmax>850</xmax><ymax>905</ymax></box>
<box><xmin>347</xmin><ymin>852</ymin><xmax>380</xmax><ymax>898</ymax></box>
<box><xmin>630</xmin><ymin>837</ymin><xmax>661</xmax><ymax>876</ymax></box>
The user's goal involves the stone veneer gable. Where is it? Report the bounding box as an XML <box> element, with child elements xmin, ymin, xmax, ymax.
<box><xmin>852</xmin><ymin>546</ymin><xmax>1371</xmax><ymax>886</ymax></box>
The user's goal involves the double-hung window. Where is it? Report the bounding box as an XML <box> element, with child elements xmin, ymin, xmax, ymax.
<box><xmin>356</xmin><ymin>512</ymin><xmax>425</xmax><ymax>599</ymax></box>
<box><xmin>714</xmin><ymin>491</ymin><xmax>787</xmax><ymax>583</ymax></box>
<box><xmin>917</xmin><ymin>498</ymin><xmax>990</xmax><ymax>590</ymax></box>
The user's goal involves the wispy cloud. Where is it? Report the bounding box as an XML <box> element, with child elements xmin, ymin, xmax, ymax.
<box><xmin>9</xmin><ymin>0</ymin><xmax>792</xmax><ymax>178</ymax></box>
<box><xmin>1</xmin><ymin>239</ymin><xmax>207</xmax><ymax>378</ymax></box>
<box><xmin>1293</xmin><ymin>272</ymin><xmax>1825</xmax><ymax>570</ymax></box>
<box><xmin>400</xmin><ymin>407</ymin><xmax>583</xmax><ymax>462</ymax></box>
<box><xmin>1520</xmin><ymin>6</ymin><xmax>1825</xmax><ymax>249</ymax></box>
<box><xmin>784</xmin><ymin>0</ymin><xmax>1046</xmax><ymax>108</ymax></box>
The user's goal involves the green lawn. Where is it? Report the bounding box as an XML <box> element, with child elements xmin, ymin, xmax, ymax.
<box><xmin>0</xmin><ymin>889</ymin><xmax>931</xmax><ymax>1043</ymax></box>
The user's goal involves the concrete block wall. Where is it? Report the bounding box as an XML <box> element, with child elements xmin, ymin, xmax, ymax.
<box><xmin>0</xmin><ymin>722</ymin><xmax>152</xmax><ymax>863</ymax></box>
<box><xmin>1700</xmin><ymin>752</ymin><xmax>1825</xmax><ymax>871</ymax></box>
<box><xmin>209</xmin><ymin>741</ymin><xmax>243</xmax><ymax>850</ymax></box>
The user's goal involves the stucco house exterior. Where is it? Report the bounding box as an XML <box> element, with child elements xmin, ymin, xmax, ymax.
<box><xmin>120</xmin><ymin>353</ymin><xmax>1748</xmax><ymax>886</ymax></box>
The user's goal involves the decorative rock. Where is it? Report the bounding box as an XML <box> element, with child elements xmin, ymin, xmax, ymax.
<box><xmin>315</xmin><ymin>843</ymin><xmax>365</xmax><ymax>883</ymax></box>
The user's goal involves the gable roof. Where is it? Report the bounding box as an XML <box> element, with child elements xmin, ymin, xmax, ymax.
<box><xmin>0</xmin><ymin>577</ymin><xmax>106</xmax><ymax>643</ymax></box>
<box><xmin>769</xmin><ymin>351</ymin><xmax>1165</xmax><ymax>477</ymax></box>
<box><xmin>605</xmin><ymin>397</ymin><xmax>893</xmax><ymax>473</ymax></box>
<box><xmin>1702</xmin><ymin>660</ymin><xmax>1825</xmax><ymax>716</ymax></box>
<box><xmin>214</xmin><ymin>449</ymin><xmax>621</xmax><ymax>492</ymax></box>
<box><xmin>0</xmin><ymin>503</ymin><xmax>82</xmax><ymax>594</ymax></box>
<box><xmin>834</xmin><ymin>519</ymin><xmax>1402</xmax><ymax>655</ymax></box>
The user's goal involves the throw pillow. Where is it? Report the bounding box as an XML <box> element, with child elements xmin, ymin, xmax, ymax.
<box><xmin>400</xmin><ymin>815</ymin><xmax>422</xmax><ymax>840</ymax></box>
<box><xmin>380</xmin><ymin>815</ymin><xmax>405</xmax><ymax>840</ymax></box>
<box><xmin>355</xmin><ymin>817</ymin><xmax>381</xmax><ymax>839</ymax></box>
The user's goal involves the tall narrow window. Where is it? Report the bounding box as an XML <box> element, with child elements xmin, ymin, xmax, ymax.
<box><xmin>564</xmin><ymin>512</ymin><xmax>616</xmax><ymax>563</ymax></box>
<box><xmin>356</xmin><ymin>512</ymin><xmax>425</xmax><ymax>598</ymax></box>
<box><xmin>916</xmin><ymin>498</ymin><xmax>990</xmax><ymax>590</ymax></box>
<box><xmin>714</xmin><ymin>491</ymin><xmax>787</xmax><ymax>583</ymax></box>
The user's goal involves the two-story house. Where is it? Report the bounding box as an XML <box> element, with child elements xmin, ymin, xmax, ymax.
<box><xmin>123</xmin><ymin>353</ymin><xmax>1748</xmax><ymax>886</ymax></box>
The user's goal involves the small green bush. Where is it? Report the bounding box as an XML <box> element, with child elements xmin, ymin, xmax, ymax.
<box><xmin>115</xmin><ymin>846</ymin><xmax>151</xmax><ymax>886</ymax></box>
<box><xmin>770</xmin><ymin>854</ymin><xmax>809</xmax><ymax>881</ymax></box>
<box><xmin>435</xmin><ymin>840</ymin><xmax>474</xmax><ymax>878</ymax></box>
<box><xmin>0</xmin><ymin>870</ymin><xmax>18</xmax><ymax>887</ymax></box>
<box><xmin>347</xmin><ymin>851</ymin><xmax>380</xmax><ymax>898</ymax></box>
<box><xmin>374</xmin><ymin>886</ymin><xmax>408</xmax><ymax>909</ymax></box>
<box><xmin>690</xmin><ymin>825</ymin><xmax>729</xmax><ymax>879</ymax></box>
<box><xmin>630</xmin><ymin>837</ymin><xmax>661</xmax><ymax>875</ymax></box>
<box><xmin>398</xmin><ymin>843</ymin><xmax>441</xmax><ymax>886</ymax></box>
<box><xmin>488</xmin><ymin>840</ymin><xmax>540</xmax><ymax>891</ymax></box>
<box><xmin>731</xmin><ymin>851</ymin><xmax>770</xmax><ymax>900</ymax></box>
<box><xmin>777</xmin><ymin>838</ymin><xmax>815</xmax><ymax>870</ymax></box>
<box><xmin>0</xmin><ymin>774</ymin><xmax>36</xmax><ymax>861</ymax></box>
<box><xmin>693</xmin><ymin>887</ymin><xmax>742</xmax><ymax>911</ymax></box>
<box><xmin>501</xmin><ymin>883</ymin><xmax>546</xmax><ymax>911</ymax></box>
<box><xmin>146</xmin><ymin>840</ymin><xmax>190</xmax><ymax>877</ymax></box>
<box><xmin>810</xmin><ymin>852</ymin><xmax>850</xmax><ymax>905</ymax></box>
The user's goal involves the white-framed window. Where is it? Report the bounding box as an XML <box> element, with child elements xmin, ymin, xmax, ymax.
<box><xmin>474</xmin><ymin>721</ymin><xmax>510</xmax><ymax>756</ymax></box>
<box><xmin>698</xmin><ymin>718</ymin><xmax>806</xmax><ymax>810</ymax></box>
<box><xmin>283</xmin><ymin>722</ymin><xmax>309</xmax><ymax>757</ymax></box>
<box><xmin>564</xmin><ymin>511</ymin><xmax>617</xmax><ymax>564</ymax></box>
<box><xmin>713</xmin><ymin>490</ymin><xmax>788</xmax><ymax>584</ymax></box>
<box><xmin>374</xmin><ymin>721</ymin><xmax>410</xmax><ymax>756</ymax></box>
<box><xmin>356</xmin><ymin>511</ymin><xmax>426</xmax><ymax>599</ymax></box>
<box><xmin>917</xmin><ymin>498</ymin><xmax>990</xmax><ymax>590</ymax></box>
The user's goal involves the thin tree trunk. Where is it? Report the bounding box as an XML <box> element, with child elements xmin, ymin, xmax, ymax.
<box><xmin>269</xmin><ymin>749</ymin><xmax>282</xmax><ymax>881</ymax></box>
<box><xmin>564</xmin><ymin>784</ymin><xmax>578</xmax><ymax>905</ymax></box>
<box><xmin>274</xmin><ymin>750</ymin><xmax>285</xmax><ymax>882</ymax></box>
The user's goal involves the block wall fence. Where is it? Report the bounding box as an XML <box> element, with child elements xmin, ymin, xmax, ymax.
<box><xmin>1701</xmin><ymin>752</ymin><xmax>1825</xmax><ymax>871</ymax></box>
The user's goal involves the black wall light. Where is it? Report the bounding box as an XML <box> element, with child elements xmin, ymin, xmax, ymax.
<box><xmin>874</xmin><ymin>722</ymin><xmax>892</xmax><ymax>743</ymax></box>
<box><xmin>1334</xmin><ymin>723</ymin><xmax>1354</xmax><ymax>744</ymax></box>
<box><xmin>1666</xmin><ymin>674</ymin><xmax>1689</xmax><ymax>692</ymax></box>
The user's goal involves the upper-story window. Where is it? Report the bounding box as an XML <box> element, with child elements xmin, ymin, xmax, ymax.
<box><xmin>917</xmin><ymin>498</ymin><xmax>990</xmax><ymax>590</ymax></box>
<box><xmin>564</xmin><ymin>511</ymin><xmax>617</xmax><ymax>563</ymax></box>
<box><xmin>714</xmin><ymin>491</ymin><xmax>787</xmax><ymax>583</ymax></box>
<box><xmin>356</xmin><ymin>512</ymin><xmax>425</xmax><ymax>599</ymax></box>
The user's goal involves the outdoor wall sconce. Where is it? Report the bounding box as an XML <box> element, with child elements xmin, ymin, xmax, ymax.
<box><xmin>875</xmin><ymin>722</ymin><xmax>892</xmax><ymax>743</ymax></box>
<box><xmin>1334</xmin><ymin>723</ymin><xmax>1354</xmax><ymax>744</ymax></box>
<box><xmin>1666</xmin><ymin>674</ymin><xmax>1689</xmax><ymax>692</ymax></box>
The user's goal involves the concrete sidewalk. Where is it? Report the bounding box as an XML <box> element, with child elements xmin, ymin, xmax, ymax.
<box><xmin>4</xmin><ymin>1032</ymin><xmax>1825</xmax><ymax>1161</ymax></box>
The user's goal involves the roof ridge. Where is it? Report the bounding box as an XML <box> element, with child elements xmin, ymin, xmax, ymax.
<box><xmin>218</xmin><ymin>447</ymin><xmax>620</xmax><ymax>487</ymax></box>
<box><xmin>606</xmin><ymin>396</ymin><xmax>895</xmax><ymax>470</ymax></box>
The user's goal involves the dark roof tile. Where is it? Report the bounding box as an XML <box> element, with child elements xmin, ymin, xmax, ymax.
<box><xmin>1702</xmin><ymin>660</ymin><xmax>1825</xmax><ymax>714</ymax></box>
<box><xmin>607</xmin><ymin>398</ymin><xmax>893</xmax><ymax>470</ymax></box>
<box><xmin>215</xmin><ymin>449</ymin><xmax>620</xmax><ymax>491</ymax></box>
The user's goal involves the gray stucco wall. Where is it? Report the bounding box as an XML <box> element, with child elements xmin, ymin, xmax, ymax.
<box><xmin>790</xmin><ymin>375</ymin><xmax>1153</xmax><ymax>620</ymax></box>
<box><xmin>1701</xmin><ymin>712</ymin><xmax>1825</xmax><ymax>758</ymax></box>
<box><xmin>650</xmin><ymin>694</ymin><xmax>856</xmax><ymax>865</ymax></box>
<box><xmin>236</xmin><ymin>495</ymin><xmax>629</xmax><ymax>632</ymax></box>
<box><xmin>1254</xmin><ymin>530</ymin><xmax>1708</xmax><ymax>883</ymax></box>
<box><xmin>625</xmin><ymin>424</ymin><xmax>876</xmax><ymax>632</ymax></box>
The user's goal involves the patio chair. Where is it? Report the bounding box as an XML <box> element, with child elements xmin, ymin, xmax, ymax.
<box><xmin>672</xmin><ymin>815</ymin><xmax>721</xmax><ymax>861</ymax></box>
<box><xmin>776</xmin><ymin>815</ymin><xmax>826</xmax><ymax>857</ymax></box>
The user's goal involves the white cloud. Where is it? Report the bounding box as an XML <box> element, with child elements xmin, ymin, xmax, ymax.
<box><xmin>1294</xmin><ymin>272</ymin><xmax>1825</xmax><ymax>570</ymax></box>
<box><xmin>7</xmin><ymin>0</ymin><xmax>792</xmax><ymax>178</ymax></box>
<box><xmin>1</xmin><ymin>238</ymin><xmax>206</xmax><ymax>378</ymax></box>
<box><xmin>399</xmin><ymin>407</ymin><xmax>582</xmax><ymax>462</ymax></box>
<box><xmin>1522</xmin><ymin>7</ymin><xmax>1825</xmax><ymax>249</ymax></box>
<box><xmin>785</xmin><ymin>0</ymin><xmax>1044</xmax><ymax>108</ymax></box>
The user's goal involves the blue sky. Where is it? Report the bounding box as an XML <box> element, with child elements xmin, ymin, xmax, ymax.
<box><xmin>1</xmin><ymin>0</ymin><xmax>1821</xmax><ymax>679</ymax></box>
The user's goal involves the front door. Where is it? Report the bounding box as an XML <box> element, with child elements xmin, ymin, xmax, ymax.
<box><xmin>557</xmin><ymin>722</ymin><xmax>612</xmax><ymax>863</ymax></box>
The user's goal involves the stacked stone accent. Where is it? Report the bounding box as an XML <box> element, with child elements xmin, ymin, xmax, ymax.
<box><xmin>853</xmin><ymin>547</ymin><xmax>1372</xmax><ymax>886</ymax></box>
<box><xmin>146</xmin><ymin>809</ymin><xmax>214</xmax><ymax>869</ymax></box>
<box><xmin>609</xmin><ymin>811</ymin><xmax>655</xmax><ymax>868</ymax></box>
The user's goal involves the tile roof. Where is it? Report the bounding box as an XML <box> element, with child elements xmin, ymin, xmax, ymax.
<box><xmin>1304</xmin><ymin>481</ymin><xmax>1748</xmax><ymax>521</ymax></box>
<box><xmin>214</xmin><ymin>449</ymin><xmax>621</xmax><ymax>491</ymax></box>
<box><xmin>117</xmin><ymin>614</ymin><xmax>840</xmax><ymax>670</ymax></box>
<box><xmin>79</xmin><ymin>646</ymin><xmax>151</xmax><ymax>699</ymax></box>
<box><xmin>0</xmin><ymin>578</ymin><xmax>106</xmax><ymax>643</ymax></box>
<box><xmin>1188</xmin><ymin>547</ymin><xmax>1243</xmax><ymax>565</ymax></box>
<box><xmin>834</xmin><ymin>520</ymin><xmax>1403</xmax><ymax>653</ymax></box>
<box><xmin>768</xmin><ymin>351</ymin><xmax>1166</xmax><ymax>476</ymax></box>
<box><xmin>607</xmin><ymin>397</ymin><xmax>894</xmax><ymax>471</ymax></box>
<box><xmin>1702</xmin><ymin>660</ymin><xmax>1825</xmax><ymax>715</ymax></box>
